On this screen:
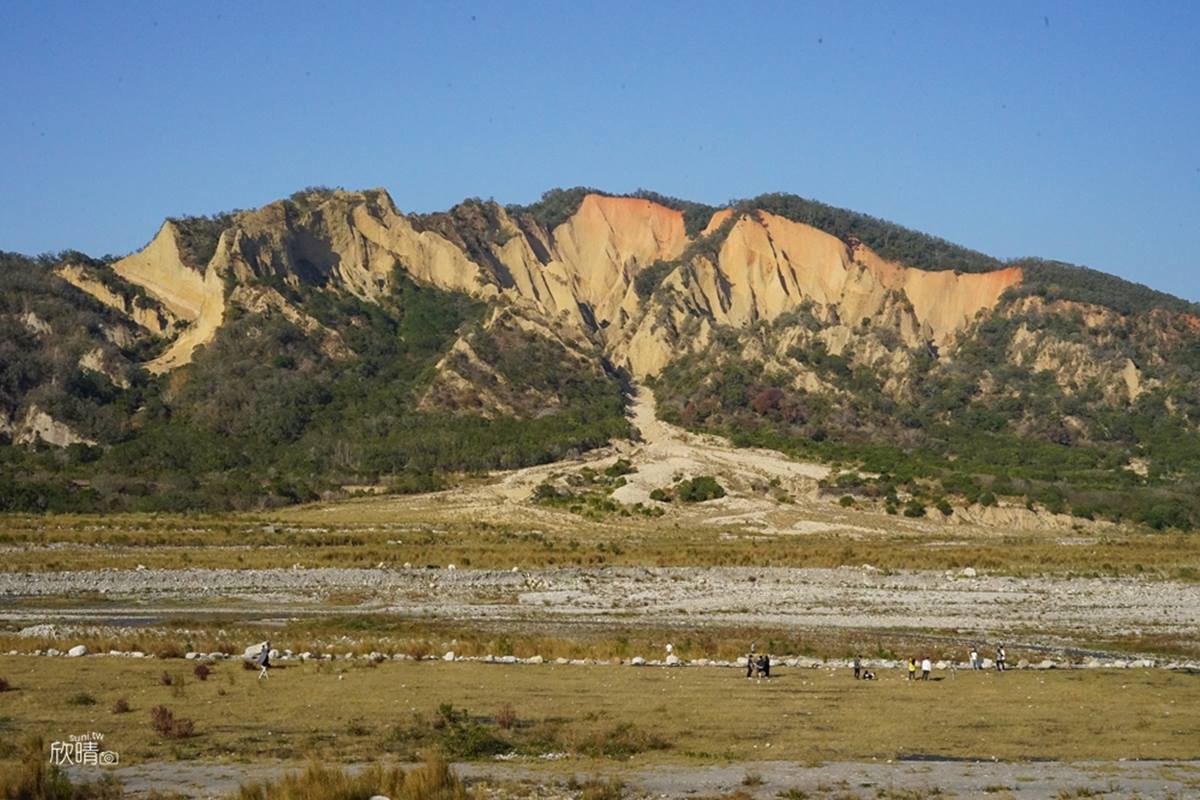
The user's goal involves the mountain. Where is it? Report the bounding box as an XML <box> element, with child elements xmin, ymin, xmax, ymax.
<box><xmin>1</xmin><ymin>186</ymin><xmax>1197</xmax><ymax>528</ymax></box>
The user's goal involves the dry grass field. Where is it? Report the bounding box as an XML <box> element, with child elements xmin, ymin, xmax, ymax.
<box><xmin>2</xmin><ymin>657</ymin><xmax>1198</xmax><ymax>767</ymax></box>
<box><xmin>3</xmin><ymin>508</ymin><xmax>1198</xmax><ymax>580</ymax></box>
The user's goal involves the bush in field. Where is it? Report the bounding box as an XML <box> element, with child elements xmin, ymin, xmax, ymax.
<box><xmin>675</xmin><ymin>476</ymin><xmax>725</xmax><ymax>502</ymax></box>
<box><xmin>149</xmin><ymin>705</ymin><xmax>195</xmax><ymax>739</ymax></box>
<box><xmin>495</xmin><ymin>703</ymin><xmax>517</xmax><ymax>731</ymax></box>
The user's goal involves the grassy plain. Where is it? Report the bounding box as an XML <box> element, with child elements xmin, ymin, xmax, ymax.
<box><xmin>2</xmin><ymin>507</ymin><xmax>1198</xmax><ymax>580</ymax></box>
<box><xmin>1</xmin><ymin>657</ymin><xmax>1198</xmax><ymax>769</ymax></box>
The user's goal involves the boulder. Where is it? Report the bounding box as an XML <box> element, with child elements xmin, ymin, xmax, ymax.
<box><xmin>244</xmin><ymin>642</ymin><xmax>269</xmax><ymax>660</ymax></box>
<box><xmin>630</xmin><ymin>656</ymin><xmax>646</xmax><ymax>666</ymax></box>
<box><xmin>525</xmin><ymin>655</ymin><xmax>544</xmax><ymax>664</ymax></box>
<box><xmin>66</xmin><ymin>645</ymin><xmax>88</xmax><ymax>658</ymax></box>
<box><xmin>46</xmin><ymin>648</ymin><xmax>61</xmax><ymax>657</ymax></box>
<box><xmin>959</xmin><ymin>567</ymin><xmax>978</xmax><ymax>578</ymax></box>
<box><xmin>443</xmin><ymin>651</ymin><xmax>456</xmax><ymax>661</ymax></box>
<box><xmin>665</xmin><ymin>654</ymin><xmax>681</xmax><ymax>666</ymax></box>
<box><xmin>185</xmin><ymin>652</ymin><xmax>200</xmax><ymax>660</ymax></box>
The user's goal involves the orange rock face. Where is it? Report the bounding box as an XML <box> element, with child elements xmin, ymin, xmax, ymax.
<box><xmin>102</xmin><ymin>189</ymin><xmax>1027</xmax><ymax>377</ymax></box>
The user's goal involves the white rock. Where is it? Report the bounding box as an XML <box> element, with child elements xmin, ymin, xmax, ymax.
<box><xmin>959</xmin><ymin>567</ymin><xmax>978</xmax><ymax>578</ymax></box>
<box><xmin>554</xmin><ymin>657</ymin><xmax>569</xmax><ymax>665</ymax></box>
<box><xmin>665</xmin><ymin>654</ymin><xmax>681</xmax><ymax>666</ymax></box>
<box><xmin>446</xmin><ymin>564</ymin><xmax>456</xmax><ymax>571</ymax></box>
<box><xmin>526</xmin><ymin>655</ymin><xmax>544</xmax><ymax>664</ymax></box>
<box><xmin>46</xmin><ymin>648</ymin><xmax>62</xmax><ymax>657</ymax></box>
<box><xmin>630</xmin><ymin>656</ymin><xmax>646</xmax><ymax>666</ymax></box>
<box><xmin>499</xmin><ymin>655</ymin><xmax>518</xmax><ymax>664</ymax></box>
<box><xmin>185</xmin><ymin>652</ymin><xmax>200</xmax><ymax>660</ymax></box>
<box><xmin>244</xmin><ymin>642</ymin><xmax>269</xmax><ymax>660</ymax></box>
<box><xmin>443</xmin><ymin>651</ymin><xmax>456</xmax><ymax>661</ymax></box>
<box><xmin>66</xmin><ymin>645</ymin><xmax>88</xmax><ymax>657</ymax></box>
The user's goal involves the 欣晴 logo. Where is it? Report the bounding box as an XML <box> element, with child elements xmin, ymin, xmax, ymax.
<box><xmin>48</xmin><ymin>732</ymin><xmax>119</xmax><ymax>767</ymax></box>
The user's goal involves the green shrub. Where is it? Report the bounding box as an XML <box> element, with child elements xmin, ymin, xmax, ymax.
<box><xmin>675</xmin><ymin>476</ymin><xmax>726</xmax><ymax>503</ymax></box>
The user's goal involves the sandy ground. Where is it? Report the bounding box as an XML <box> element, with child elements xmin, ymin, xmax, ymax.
<box><xmin>3</xmin><ymin>565</ymin><xmax>1199</xmax><ymax>642</ymax></box>
<box><xmin>66</xmin><ymin>758</ymin><xmax>1200</xmax><ymax>799</ymax></box>
<box><xmin>299</xmin><ymin>384</ymin><xmax>1111</xmax><ymax>535</ymax></box>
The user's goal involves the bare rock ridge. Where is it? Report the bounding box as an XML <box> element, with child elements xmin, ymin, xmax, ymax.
<box><xmin>71</xmin><ymin>189</ymin><xmax>1024</xmax><ymax>378</ymax></box>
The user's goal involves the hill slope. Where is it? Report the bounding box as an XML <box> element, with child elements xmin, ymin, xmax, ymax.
<box><xmin>0</xmin><ymin>187</ymin><xmax>1197</xmax><ymax>527</ymax></box>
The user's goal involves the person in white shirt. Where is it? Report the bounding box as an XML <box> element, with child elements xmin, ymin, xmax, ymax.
<box><xmin>969</xmin><ymin>647</ymin><xmax>979</xmax><ymax>670</ymax></box>
<box><xmin>920</xmin><ymin>656</ymin><xmax>932</xmax><ymax>680</ymax></box>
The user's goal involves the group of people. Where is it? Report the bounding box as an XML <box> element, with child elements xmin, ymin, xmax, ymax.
<box><xmin>742</xmin><ymin>642</ymin><xmax>1014</xmax><ymax>683</ymax></box>
<box><xmin>746</xmin><ymin>644</ymin><xmax>771</xmax><ymax>679</ymax></box>
<box><xmin>851</xmin><ymin>656</ymin><xmax>876</xmax><ymax>680</ymax></box>
<box><xmin>969</xmin><ymin>644</ymin><xmax>1007</xmax><ymax>671</ymax></box>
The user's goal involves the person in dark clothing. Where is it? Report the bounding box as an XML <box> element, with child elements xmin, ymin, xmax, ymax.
<box><xmin>756</xmin><ymin>653</ymin><xmax>771</xmax><ymax>679</ymax></box>
<box><xmin>853</xmin><ymin>655</ymin><xmax>862</xmax><ymax>680</ymax></box>
<box><xmin>256</xmin><ymin>642</ymin><xmax>271</xmax><ymax>680</ymax></box>
<box><xmin>746</xmin><ymin>643</ymin><xmax>757</xmax><ymax>679</ymax></box>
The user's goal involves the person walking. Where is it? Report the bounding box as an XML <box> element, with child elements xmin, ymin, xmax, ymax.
<box><xmin>256</xmin><ymin>642</ymin><xmax>271</xmax><ymax>680</ymax></box>
<box><xmin>996</xmin><ymin>644</ymin><xmax>1007</xmax><ymax>672</ymax></box>
<box><xmin>921</xmin><ymin>656</ymin><xmax>932</xmax><ymax>680</ymax></box>
<box><xmin>969</xmin><ymin>646</ymin><xmax>979</xmax><ymax>670</ymax></box>
<box><xmin>853</xmin><ymin>655</ymin><xmax>862</xmax><ymax>680</ymax></box>
<box><xmin>907</xmin><ymin>657</ymin><xmax>917</xmax><ymax>681</ymax></box>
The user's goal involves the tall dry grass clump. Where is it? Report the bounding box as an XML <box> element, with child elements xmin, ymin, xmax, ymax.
<box><xmin>235</xmin><ymin>752</ymin><xmax>465</xmax><ymax>800</ymax></box>
<box><xmin>0</xmin><ymin>735</ymin><xmax>123</xmax><ymax>799</ymax></box>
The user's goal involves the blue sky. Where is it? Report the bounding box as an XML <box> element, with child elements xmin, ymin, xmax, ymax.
<box><xmin>1</xmin><ymin>2</ymin><xmax>1196</xmax><ymax>300</ymax></box>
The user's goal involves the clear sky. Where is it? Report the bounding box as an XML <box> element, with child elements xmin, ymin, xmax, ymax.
<box><xmin>1</xmin><ymin>2</ymin><xmax>1196</xmax><ymax>300</ymax></box>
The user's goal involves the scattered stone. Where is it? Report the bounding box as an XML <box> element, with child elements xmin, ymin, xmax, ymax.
<box><xmin>525</xmin><ymin>655</ymin><xmax>544</xmax><ymax>664</ymax></box>
<box><xmin>18</xmin><ymin>624</ymin><xmax>56</xmax><ymax>638</ymax></box>
<box><xmin>959</xmin><ymin>567</ymin><xmax>978</xmax><ymax>578</ymax></box>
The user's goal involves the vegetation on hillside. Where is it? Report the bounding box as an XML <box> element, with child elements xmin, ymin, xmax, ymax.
<box><xmin>652</xmin><ymin>301</ymin><xmax>1200</xmax><ymax>530</ymax></box>
<box><xmin>0</xmin><ymin>266</ymin><xmax>629</xmax><ymax>512</ymax></box>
